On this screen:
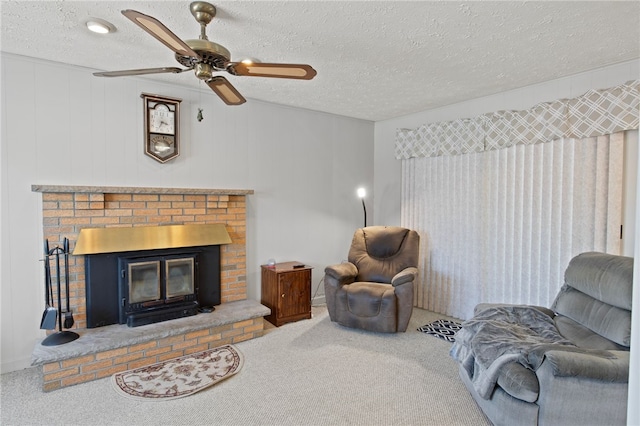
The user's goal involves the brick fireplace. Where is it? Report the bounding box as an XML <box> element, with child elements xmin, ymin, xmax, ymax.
<box><xmin>31</xmin><ymin>185</ymin><xmax>268</xmax><ymax>391</ymax></box>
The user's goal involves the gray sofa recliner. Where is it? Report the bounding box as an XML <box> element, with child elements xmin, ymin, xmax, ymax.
<box><xmin>451</xmin><ymin>252</ymin><xmax>633</xmax><ymax>426</ymax></box>
<box><xmin>324</xmin><ymin>226</ymin><xmax>420</xmax><ymax>333</ymax></box>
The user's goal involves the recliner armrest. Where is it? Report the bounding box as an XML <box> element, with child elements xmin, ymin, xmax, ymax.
<box><xmin>391</xmin><ymin>267</ymin><xmax>418</xmax><ymax>287</ymax></box>
<box><xmin>324</xmin><ymin>262</ymin><xmax>358</xmax><ymax>284</ymax></box>
<box><xmin>542</xmin><ymin>349</ymin><xmax>629</xmax><ymax>382</ymax></box>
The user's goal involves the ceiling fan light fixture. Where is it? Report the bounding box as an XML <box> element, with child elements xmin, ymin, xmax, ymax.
<box><xmin>86</xmin><ymin>18</ymin><xmax>115</xmax><ymax>34</ymax></box>
<box><xmin>195</xmin><ymin>62</ymin><xmax>213</xmax><ymax>80</ymax></box>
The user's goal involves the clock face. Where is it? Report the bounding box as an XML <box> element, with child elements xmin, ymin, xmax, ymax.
<box><xmin>149</xmin><ymin>103</ymin><xmax>175</xmax><ymax>135</ymax></box>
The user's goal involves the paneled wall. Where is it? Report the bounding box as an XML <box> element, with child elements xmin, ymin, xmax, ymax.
<box><xmin>0</xmin><ymin>53</ymin><xmax>374</xmax><ymax>373</ymax></box>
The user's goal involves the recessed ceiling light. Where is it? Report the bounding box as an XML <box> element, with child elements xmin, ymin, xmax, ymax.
<box><xmin>85</xmin><ymin>18</ymin><xmax>116</xmax><ymax>34</ymax></box>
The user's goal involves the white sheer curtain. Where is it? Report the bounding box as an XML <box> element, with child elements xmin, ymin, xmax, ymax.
<box><xmin>402</xmin><ymin>132</ymin><xmax>624</xmax><ymax>320</ymax></box>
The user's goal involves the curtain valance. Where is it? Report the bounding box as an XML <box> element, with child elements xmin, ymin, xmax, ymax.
<box><xmin>395</xmin><ymin>80</ymin><xmax>639</xmax><ymax>159</ymax></box>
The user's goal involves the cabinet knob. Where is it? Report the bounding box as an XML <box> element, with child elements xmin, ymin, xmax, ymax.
<box><xmin>281</xmin><ymin>293</ymin><xmax>285</xmax><ymax>298</ymax></box>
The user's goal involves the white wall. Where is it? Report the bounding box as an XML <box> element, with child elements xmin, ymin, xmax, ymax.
<box><xmin>0</xmin><ymin>53</ymin><xmax>374</xmax><ymax>373</ymax></box>
<box><xmin>373</xmin><ymin>59</ymin><xmax>640</xmax><ymax>426</ymax></box>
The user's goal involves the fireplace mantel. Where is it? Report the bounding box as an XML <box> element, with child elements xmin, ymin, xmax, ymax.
<box><xmin>32</xmin><ymin>184</ymin><xmax>254</xmax><ymax>195</ymax></box>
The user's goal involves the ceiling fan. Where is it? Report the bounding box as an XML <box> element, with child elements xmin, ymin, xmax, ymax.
<box><xmin>93</xmin><ymin>1</ymin><xmax>317</xmax><ymax>106</ymax></box>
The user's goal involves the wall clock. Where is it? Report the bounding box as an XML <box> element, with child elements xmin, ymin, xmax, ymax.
<box><xmin>141</xmin><ymin>93</ymin><xmax>182</xmax><ymax>163</ymax></box>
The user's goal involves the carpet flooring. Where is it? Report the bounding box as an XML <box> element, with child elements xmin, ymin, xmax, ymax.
<box><xmin>1</xmin><ymin>305</ymin><xmax>490</xmax><ymax>426</ymax></box>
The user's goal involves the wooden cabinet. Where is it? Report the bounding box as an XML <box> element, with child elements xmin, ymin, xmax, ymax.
<box><xmin>261</xmin><ymin>261</ymin><xmax>312</xmax><ymax>327</ymax></box>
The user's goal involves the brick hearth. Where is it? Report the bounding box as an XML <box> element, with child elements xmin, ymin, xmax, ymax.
<box><xmin>31</xmin><ymin>185</ymin><xmax>267</xmax><ymax>391</ymax></box>
<box><xmin>33</xmin><ymin>300</ymin><xmax>268</xmax><ymax>391</ymax></box>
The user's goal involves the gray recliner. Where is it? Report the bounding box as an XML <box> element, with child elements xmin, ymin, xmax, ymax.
<box><xmin>324</xmin><ymin>226</ymin><xmax>420</xmax><ymax>333</ymax></box>
<box><xmin>451</xmin><ymin>252</ymin><xmax>633</xmax><ymax>426</ymax></box>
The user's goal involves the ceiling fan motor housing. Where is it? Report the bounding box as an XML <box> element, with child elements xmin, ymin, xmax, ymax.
<box><xmin>176</xmin><ymin>39</ymin><xmax>231</xmax><ymax>74</ymax></box>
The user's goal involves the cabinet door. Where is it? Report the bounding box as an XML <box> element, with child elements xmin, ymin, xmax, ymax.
<box><xmin>277</xmin><ymin>270</ymin><xmax>310</xmax><ymax>319</ymax></box>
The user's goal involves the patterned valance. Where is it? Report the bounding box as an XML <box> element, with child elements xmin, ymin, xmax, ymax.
<box><xmin>395</xmin><ymin>80</ymin><xmax>639</xmax><ymax>159</ymax></box>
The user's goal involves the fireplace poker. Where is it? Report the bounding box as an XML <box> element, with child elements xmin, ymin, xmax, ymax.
<box><xmin>63</xmin><ymin>238</ymin><xmax>74</xmax><ymax>329</ymax></box>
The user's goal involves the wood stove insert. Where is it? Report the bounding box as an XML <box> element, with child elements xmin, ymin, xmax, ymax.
<box><xmin>74</xmin><ymin>224</ymin><xmax>231</xmax><ymax>328</ymax></box>
<box><xmin>84</xmin><ymin>245</ymin><xmax>221</xmax><ymax>327</ymax></box>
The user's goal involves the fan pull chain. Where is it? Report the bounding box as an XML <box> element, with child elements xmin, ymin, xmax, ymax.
<box><xmin>197</xmin><ymin>80</ymin><xmax>204</xmax><ymax>122</ymax></box>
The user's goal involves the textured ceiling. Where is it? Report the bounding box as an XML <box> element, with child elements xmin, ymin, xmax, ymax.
<box><xmin>1</xmin><ymin>1</ymin><xmax>639</xmax><ymax>121</ymax></box>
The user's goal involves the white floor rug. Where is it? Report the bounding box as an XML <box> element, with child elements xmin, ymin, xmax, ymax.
<box><xmin>111</xmin><ymin>344</ymin><xmax>243</xmax><ymax>401</ymax></box>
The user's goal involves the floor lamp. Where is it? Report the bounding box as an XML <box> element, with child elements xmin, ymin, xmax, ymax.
<box><xmin>357</xmin><ymin>187</ymin><xmax>367</xmax><ymax>228</ymax></box>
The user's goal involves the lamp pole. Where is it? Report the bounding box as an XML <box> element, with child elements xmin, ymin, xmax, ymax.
<box><xmin>357</xmin><ymin>187</ymin><xmax>367</xmax><ymax>228</ymax></box>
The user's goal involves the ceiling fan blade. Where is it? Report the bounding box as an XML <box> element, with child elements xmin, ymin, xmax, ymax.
<box><xmin>93</xmin><ymin>67</ymin><xmax>187</xmax><ymax>77</ymax></box>
<box><xmin>229</xmin><ymin>63</ymin><xmax>317</xmax><ymax>80</ymax></box>
<box><xmin>122</xmin><ymin>9</ymin><xmax>200</xmax><ymax>59</ymax></box>
<box><xmin>206</xmin><ymin>76</ymin><xmax>246</xmax><ymax>106</ymax></box>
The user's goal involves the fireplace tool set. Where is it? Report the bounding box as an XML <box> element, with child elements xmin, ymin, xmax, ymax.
<box><xmin>40</xmin><ymin>238</ymin><xmax>79</xmax><ymax>346</ymax></box>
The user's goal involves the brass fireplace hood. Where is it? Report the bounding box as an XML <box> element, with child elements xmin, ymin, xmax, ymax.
<box><xmin>73</xmin><ymin>224</ymin><xmax>232</xmax><ymax>255</ymax></box>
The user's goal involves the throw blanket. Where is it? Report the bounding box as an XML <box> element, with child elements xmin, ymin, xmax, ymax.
<box><xmin>450</xmin><ymin>306</ymin><xmax>575</xmax><ymax>399</ymax></box>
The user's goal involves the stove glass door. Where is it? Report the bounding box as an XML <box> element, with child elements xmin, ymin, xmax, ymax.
<box><xmin>166</xmin><ymin>257</ymin><xmax>195</xmax><ymax>298</ymax></box>
<box><xmin>128</xmin><ymin>260</ymin><xmax>161</xmax><ymax>303</ymax></box>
